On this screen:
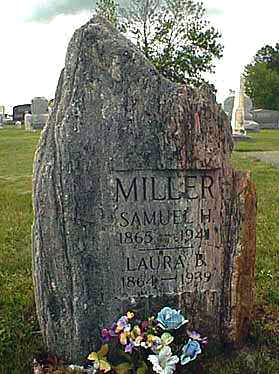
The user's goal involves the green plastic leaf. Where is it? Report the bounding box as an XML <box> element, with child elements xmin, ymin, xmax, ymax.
<box><xmin>99</xmin><ymin>358</ymin><xmax>111</xmax><ymax>372</ymax></box>
<box><xmin>114</xmin><ymin>352</ymin><xmax>133</xmax><ymax>364</ymax></box>
<box><xmin>113</xmin><ymin>362</ymin><xmax>133</xmax><ymax>374</ymax></box>
<box><xmin>161</xmin><ymin>332</ymin><xmax>174</xmax><ymax>345</ymax></box>
<box><xmin>98</xmin><ymin>344</ymin><xmax>109</xmax><ymax>357</ymax></box>
<box><xmin>137</xmin><ymin>360</ymin><xmax>148</xmax><ymax>374</ymax></box>
<box><xmin>87</xmin><ymin>351</ymin><xmax>98</xmax><ymax>361</ymax></box>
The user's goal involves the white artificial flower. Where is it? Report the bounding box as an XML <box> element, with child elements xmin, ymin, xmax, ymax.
<box><xmin>148</xmin><ymin>346</ymin><xmax>179</xmax><ymax>374</ymax></box>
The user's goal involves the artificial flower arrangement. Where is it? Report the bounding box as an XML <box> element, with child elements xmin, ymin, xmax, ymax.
<box><xmin>70</xmin><ymin>306</ymin><xmax>207</xmax><ymax>374</ymax></box>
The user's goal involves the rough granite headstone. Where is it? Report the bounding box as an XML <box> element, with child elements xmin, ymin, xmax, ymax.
<box><xmin>32</xmin><ymin>16</ymin><xmax>256</xmax><ymax>362</ymax></box>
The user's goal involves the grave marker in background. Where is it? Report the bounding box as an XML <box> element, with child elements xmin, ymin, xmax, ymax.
<box><xmin>31</xmin><ymin>96</ymin><xmax>49</xmax><ymax>129</ymax></box>
<box><xmin>32</xmin><ymin>17</ymin><xmax>256</xmax><ymax>361</ymax></box>
<box><xmin>0</xmin><ymin>105</ymin><xmax>4</xmax><ymax>112</ymax></box>
<box><xmin>24</xmin><ymin>112</ymin><xmax>33</xmax><ymax>131</ymax></box>
<box><xmin>13</xmin><ymin>103</ymin><xmax>31</xmax><ymax>123</ymax></box>
<box><xmin>252</xmin><ymin>108</ymin><xmax>279</xmax><ymax>129</ymax></box>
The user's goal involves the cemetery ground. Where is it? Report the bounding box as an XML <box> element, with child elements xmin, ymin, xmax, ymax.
<box><xmin>0</xmin><ymin>126</ymin><xmax>278</xmax><ymax>373</ymax></box>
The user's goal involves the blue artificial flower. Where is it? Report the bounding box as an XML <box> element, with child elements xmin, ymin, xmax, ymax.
<box><xmin>156</xmin><ymin>307</ymin><xmax>188</xmax><ymax>330</ymax></box>
<box><xmin>180</xmin><ymin>339</ymin><xmax>202</xmax><ymax>365</ymax></box>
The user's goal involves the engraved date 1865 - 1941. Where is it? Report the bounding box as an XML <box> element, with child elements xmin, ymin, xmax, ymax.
<box><xmin>118</xmin><ymin>227</ymin><xmax>210</xmax><ymax>248</ymax></box>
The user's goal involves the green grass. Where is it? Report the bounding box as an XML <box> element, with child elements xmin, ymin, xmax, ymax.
<box><xmin>0</xmin><ymin>127</ymin><xmax>44</xmax><ymax>373</ymax></box>
<box><xmin>231</xmin><ymin>135</ymin><xmax>279</xmax><ymax>312</ymax></box>
<box><xmin>0</xmin><ymin>127</ymin><xmax>278</xmax><ymax>373</ymax></box>
<box><xmin>234</xmin><ymin>129</ymin><xmax>279</xmax><ymax>152</ymax></box>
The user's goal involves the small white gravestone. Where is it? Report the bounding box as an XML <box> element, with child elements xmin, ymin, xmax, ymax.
<box><xmin>24</xmin><ymin>113</ymin><xmax>33</xmax><ymax>131</ymax></box>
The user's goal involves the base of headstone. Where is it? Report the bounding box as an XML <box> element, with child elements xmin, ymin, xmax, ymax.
<box><xmin>233</xmin><ymin>133</ymin><xmax>251</xmax><ymax>141</ymax></box>
<box><xmin>32</xmin><ymin>113</ymin><xmax>49</xmax><ymax>129</ymax></box>
<box><xmin>245</xmin><ymin>121</ymin><xmax>260</xmax><ymax>132</ymax></box>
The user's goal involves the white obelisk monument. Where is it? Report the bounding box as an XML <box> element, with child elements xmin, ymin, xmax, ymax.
<box><xmin>231</xmin><ymin>75</ymin><xmax>247</xmax><ymax>136</ymax></box>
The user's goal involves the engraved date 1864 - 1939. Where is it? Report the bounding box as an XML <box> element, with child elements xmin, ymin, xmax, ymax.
<box><xmin>121</xmin><ymin>271</ymin><xmax>212</xmax><ymax>290</ymax></box>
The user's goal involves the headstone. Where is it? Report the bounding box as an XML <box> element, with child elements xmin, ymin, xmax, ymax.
<box><xmin>24</xmin><ymin>112</ymin><xmax>33</xmax><ymax>131</ymax></box>
<box><xmin>13</xmin><ymin>104</ymin><xmax>31</xmax><ymax>122</ymax></box>
<box><xmin>252</xmin><ymin>108</ymin><xmax>279</xmax><ymax>129</ymax></box>
<box><xmin>32</xmin><ymin>17</ymin><xmax>256</xmax><ymax>362</ymax></box>
<box><xmin>224</xmin><ymin>94</ymin><xmax>253</xmax><ymax>122</ymax></box>
<box><xmin>231</xmin><ymin>76</ymin><xmax>250</xmax><ymax>138</ymax></box>
<box><xmin>0</xmin><ymin>106</ymin><xmax>4</xmax><ymax>127</ymax></box>
<box><xmin>3</xmin><ymin>114</ymin><xmax>13</xmax><ymax>125</ymax></box>
<box><xmin>31</xmin><ymin>97</ymin><xmax>49</xmax><ymax>129</ymax></box>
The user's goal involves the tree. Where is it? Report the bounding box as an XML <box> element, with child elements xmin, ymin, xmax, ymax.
<box><xmin>244</xmin><ymin>43</ymin><xmax>279</xmax><ymax>110</ymax></box>
<box><xmin>252</xmin><ymin>43</ymin><xmax>279</xmax><ymax>73</ymax></box>
<box><xmin>96</xmin><ymin>0</ymin><xmax>223</xmax><ymax>87</ymax></box>
<box><xmin>96</xmin><ymin>0</ymin><xmax>118</xmax><ymax>25</ymax></box>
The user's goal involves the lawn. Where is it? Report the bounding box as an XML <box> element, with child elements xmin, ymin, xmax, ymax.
<box><xmin>232</xmin><ymin>131</ymin><xmax>279</xmax><ymax>311</ymax></box>
<box><xmin>233</xmin><ymin>129</ymin><xmax>279</xmax><ymax>152</ymax></box>
<box><xmin>0</xmin><ymin>126</ymin><xmax>278</xmax><ymax>373</ymax></box>
<box><xmin>0</xmin><ymin>127</ymin><xmax>44</xmax><ymax>373</ymax></box>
